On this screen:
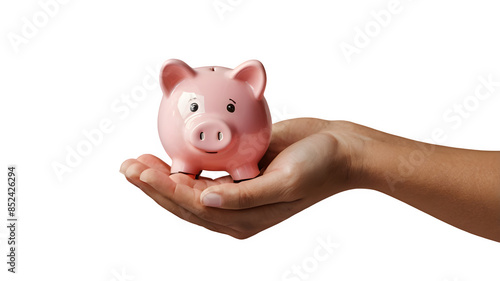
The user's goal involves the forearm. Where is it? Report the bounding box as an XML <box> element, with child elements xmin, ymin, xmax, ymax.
<box><xmin>336</xmin><ymin>122</ymin><xmax>500</xmax><ymax>242</ymax></box>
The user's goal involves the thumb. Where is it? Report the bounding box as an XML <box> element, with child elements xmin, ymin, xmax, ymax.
<box><xmin>200</xmin><ymin>170</ymin><xmax>295</xmax><ymax>209</ymax></box>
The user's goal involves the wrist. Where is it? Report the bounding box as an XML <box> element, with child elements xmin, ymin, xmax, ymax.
<box><xmin>322</xmin><ymin>120</ymin><xmax>373</xmax><ymax>191</ymax></box>
<box><xmin>330</xmin><ymin>121</ymin><xmax>429</xmax><ymax>194</ymax></box>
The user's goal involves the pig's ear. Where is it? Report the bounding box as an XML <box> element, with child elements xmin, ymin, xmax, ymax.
<box><xmin>229</xmin><ymin>60</ymin><xmax>267</xmax><ymax>101</ymax></box>
<box><xmin>160</xmin><ymin>59</ymin><xmax>196</xmax><ymax>97</ymax></box>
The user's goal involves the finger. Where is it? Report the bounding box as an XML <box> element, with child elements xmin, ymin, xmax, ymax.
<box><xmin>199</xmin><ymin>169</ymin><xmax>298</xmax><ymax>209</ymax></box>
<box><xmin>121</xmin><ymin>161</ymin><xmax>242</xmax><ymax>237</ymax></box>
<box><xmin>140</xmin><ymin>169</ymin><xmax>242</xmax><ymax>223</ymax></box>
<box><xmin>134</xmin><ymin>176</ymin><xmax>241</xmax><ymax>238</ymax></box>
<box><xmin>122</xmin><ymin>160</ymin><xmax>150</xmax><ymax>183</ymax></box>
<box><xmin>140</xmin><ymin>168</ymin><xmax>207</xmax><ymax>213</ymax></box>
<box><xmin>138</xmin><ymin>169</ymin><xmax>244</xmax><ymax>234</ymax></box>
<box><xmin>136</xmin><ymin>154</ymin><xmax>171</xmax><ymax>174</ymax></box>
<box><xmin>140</xmin><ymin>166</ymin><xmax>314</xmax><ymax>239</ymax></box>
<box><xmin>120</xmin><ymin>158</ymin><xmax>140</xmax><ymax>175</ymax></box>
<box><xmin>140</xmin><ymin>173</ymin><xmax>307</xmax><ymax>239</ymax></box>
<box><xmin>139</xmin><ymin>168</ymin><xmax>178</xmax><ymax>197</ymax></box>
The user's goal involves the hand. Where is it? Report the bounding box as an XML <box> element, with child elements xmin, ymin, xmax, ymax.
<box><xmin>120</xmin><ymin>118</ymin><xmax>500</xmax><ymax>241</ymax></box>
<box><xmin>120</xmin><ymin>118</ymin><xmax>361</xmax><ymax>239</ymax></box>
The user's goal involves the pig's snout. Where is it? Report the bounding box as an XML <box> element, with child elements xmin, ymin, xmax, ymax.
<box><xmin>189</xmin><ymin>120</ymin><xmax>232</xmax><ymax>153</ymax></box>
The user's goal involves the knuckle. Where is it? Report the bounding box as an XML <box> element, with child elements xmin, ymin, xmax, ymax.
<box><xmin>282</xmin><ymin>165</ymin><xmax>298</xmax><ymax>182</ymax></box>
<box><xmin>237</xmin><ymin>187</ymin><xmax>255</xmax><ymax>208</ymax></box>
<box><xmin>281</xmin><ymin>166</ymin><xmax>300</xmax><ymax>190</ymax></box>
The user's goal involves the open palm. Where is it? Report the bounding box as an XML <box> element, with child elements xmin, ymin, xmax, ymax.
<box><xmin>120</xmin><ymin>118</ymin><xmax>354</xmax><ymax>239</ymax></box>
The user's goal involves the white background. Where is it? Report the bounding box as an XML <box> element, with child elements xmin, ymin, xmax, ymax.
<box><xmin>1</xmin><ymin>0</ymin><xmax>500</xmax><ymax>280</ymax></box>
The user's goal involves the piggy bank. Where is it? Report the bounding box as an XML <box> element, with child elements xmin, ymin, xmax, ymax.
<box><xmin>157</xmin><ymin>59</ymin><xmax>272</xmax><ymax>181</ymax></box>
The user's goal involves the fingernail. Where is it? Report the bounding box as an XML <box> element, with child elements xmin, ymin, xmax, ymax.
<box><xmin>139</xmin><ymin>170</ymin><xmax>150</xmax><ymax>183</ymax></box>
<box><xmin>202</xmin><ymin>193</ymin><xmax>222</xmax><ymax>207</ymax></box>
<box><xmin>119</xmin><ymin>163</ymin><xmax>127</xmax><ymax>174</ymax></box>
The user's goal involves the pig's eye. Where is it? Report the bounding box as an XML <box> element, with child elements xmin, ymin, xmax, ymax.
<box><xmin>190</xmin><ymin>103</ymin><xmax>199</xmax><ymax>112</ymax></box>
<box><xmin>226</xmin><ymin>104</ymin><xmax>235</xmax><ymax>113</ymax></box>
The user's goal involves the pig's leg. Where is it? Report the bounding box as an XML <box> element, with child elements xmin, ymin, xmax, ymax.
<box><xmin>229</xmin><ymin>164</ymin><xmax>260</xmax><ymax>182</ymax></box>
<box><xmin>171</xmin><ymin>160</ymin><xmax>202</xmax><ymax>179</ymax></box>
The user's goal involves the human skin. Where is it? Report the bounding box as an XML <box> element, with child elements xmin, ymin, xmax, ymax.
<box><xmin>120</xmin><ymin>118</ymin><xmax>500</xmax><ymax>241</ymax></box>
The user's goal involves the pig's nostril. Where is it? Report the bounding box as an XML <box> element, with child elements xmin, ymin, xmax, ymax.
<box><xmin>218</xmin><ymin>132</ymin><xmax>223</xmax><ymax>141</ymax></box>
<box><xmin>200</xmin><ymin>132</ymin><xmax>205</xmax><ymax>141</ymax></box>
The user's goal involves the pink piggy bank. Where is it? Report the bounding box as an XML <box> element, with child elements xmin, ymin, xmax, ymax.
<box><xmin>157</xmin><ymin>59</ymin><xmax>272</xmax><ymax>181</ymax></box>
